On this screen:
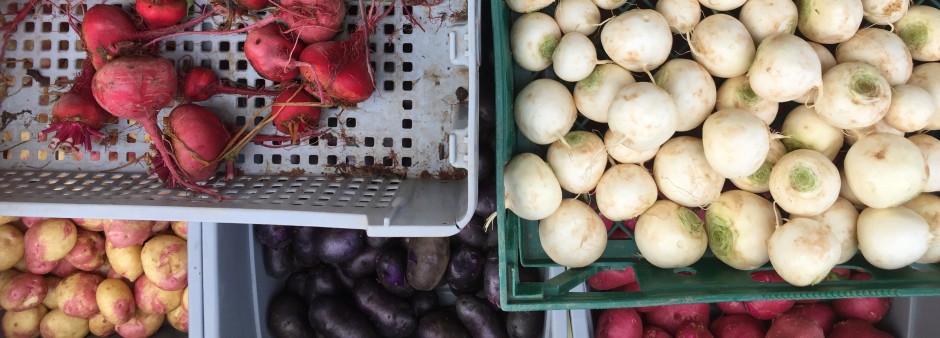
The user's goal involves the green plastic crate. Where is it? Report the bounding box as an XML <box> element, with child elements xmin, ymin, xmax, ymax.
<box><xmin>495</xmin><ymin>0</ymin><xmax>940</xmax><ymax>311</ymax></box>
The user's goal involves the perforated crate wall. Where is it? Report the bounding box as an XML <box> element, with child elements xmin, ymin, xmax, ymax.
<box><xmin>0</xmin><ymin>0</ymin><xmax>479</xmax><ymax>236</ymax></box>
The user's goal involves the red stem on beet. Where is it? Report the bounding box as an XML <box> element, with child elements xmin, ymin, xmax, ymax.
<box><xmin>40</xmin><ymin>59</ymin><xmax>111</xmax><ymax>153</ymax></box>
<box><xmin>0</xmin><ymin>0</ymin><xmax>40</xmax><ymax>61</ymax></box>
<box><xmin>181</xmin><ymin>66</ymin><xmax>280</xmax><ymax>102</ymax></box>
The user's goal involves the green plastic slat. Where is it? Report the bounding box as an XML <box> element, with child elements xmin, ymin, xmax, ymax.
<box><xmin>495</xmin><ymin>0</ymin><xmax>940</xmax><ymax>311</ymax></box>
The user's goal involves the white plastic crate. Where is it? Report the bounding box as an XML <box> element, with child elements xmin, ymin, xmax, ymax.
<box><xmin>0</xmin><ymin>0</ymin><xmax>479</xmax><ymax>237</ymax></box>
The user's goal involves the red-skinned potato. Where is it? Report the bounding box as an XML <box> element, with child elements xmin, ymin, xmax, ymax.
<box><xmin>71</xmin><ymin>218</ymin><xmax>108</xmax><ymax>232</ymax></box>
<box><xmin>50</xmin><ymin>259</ymin><xmax>79</xmax><ymax>278</ymax></box>
<box><xmin>88</xmin><ymin>312</ymin><xmax>115</xmax><ymax>337</ymax></box>
<box><xmin>39</xmin><ymin>309</ymin><xmax>89</xmax><ymax>338</ymax></box>
<box><xmin>0</xmin><ymin>216</ymin><xmax>20</xmax><ymax>225</ymax></box>
<box><xmin>105</xmin><ymin>242</ymin><xmax>144</xmax><ymax>282</ymax></box>
<box><xmin>103</xmin><ymin>220</ymin><xmax>153</xmax><ymax>248</ymax></box>
<box><xmin>96</xmin><ymin>278</ymin><xmax>135</xmax><ymax>325</ymax></box>
<box><xmin>151</xmin><ymin>221</ymin><xmax>170</xmax><ymax>233</ymax></box>
<box><xmin>55</xmin><ymin>272</ymin><xmax>102</xmax><ymax>319</ymax></box>
<box><xmin>13</xmin><ymin>255</ymin><xmax>28</xmax><ymax>272</ymax></box>
<box><xmin>21</xmin><ymin>218</ymin><xmax>47</xmax><ymax>228</ymax></box>
<box><xmin>114</xmin><ymin>310</ymin><xmax>164</xmax><ymax>338</ymax></box>
<box><xmin>65</xmin><ymin>230</ymin><xmax>106</xmax><ymax>271</ymax></box>
<box><xmin>141</xmin><ymin>235</ymin><xmax>188</xmax><ymax>291</ymax></box>
<box><xmin>181</xmin><ymin>286</ymin><xmax>189</xmax><ymax>311</ymax></box>
<box><xmin>134</xmin><ymin>275</ymin><xmax>182</xmax><ymax>314</ymax></box>
<box><xmin>24</xmin><ymin>219</ymin><xmax>78</xmax><ymax>262</ymax></box>
<box><xmin>2</xmin><ymin>304</ymin><xmax>48</xmax><ymax>338</ymax></box>
<box><xmin>0</xmin><ymin>273</ymin><xmax>48</xmax><ymax>311</ymax></box>
<box><xmin>24</xmin><ymin>255</ymin><xmax>55</xmax><ymax>275</ymax></box>
<box><xmin>172</xmin><ymin>221</ymin><xmax>188</xmax><ymax>240</ymax></box>
<box><xmin>42</xmin><ymin>276</ymin><xmax>61</xmax><ymax>310</ymax></box>
<box><xmin>167</xmin><ymin>304</ymin><xmax>189</xmax><ymax>332</ymax></box>
<box><xmin>0</xmin><ymin>223</ymin><xmax>25</xmax><ymax>270</ymax></box>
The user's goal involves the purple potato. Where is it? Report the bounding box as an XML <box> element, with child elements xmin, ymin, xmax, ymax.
<box><xmin>456</xmin><ymin>216</ymin><xmax>485</xmax><ymax>249</ymax></box>
<box><xmin>263</xmin><ymin>245</ymin><xmax>294</xmax><ymax>278</ymax></box>
<box><xmin>305</xmin><ymin>264</ymin><xmax>340</xmax><ymax>301</ymax></box>
<box><xmin>455</xmin><ymin>295</ymin><xmax>508</xmax><ymax>338</ymax></box>
<box><xmin>416</xmin><ymin>308</ymin><xmax>471</xmax><ymax>338</ymax></box>
<box><xmin>343</xmin><ymin>246</ymin><xmax>381</xmax><ymax>279</ymax></box>
<box><xmin>308</xmin><ymin>295</ymin><xmax>379</xmax><ymax>338</ymax></box>
<box><xmin>475</xmin><ymin>179</ymin><xmax>497</xmax><ymax>218</ymax></box>
<box><xmin>291</xmin><ymin>226</ymin><xmax>320</xmax><ymax>267</ymax></box>
<box><xmin>410</xmin><ymin>291</ymin><xmax>439</xmax><ymax>318</ymax></box>
<box><xmin>506</xmin><ymin>311</ymin><xmax>545</xmax><ymax>338</ymax></box>
<box><xmin>352</xmin><ymin>279</ymin><xmax>417</xmax><ymax>338</ymax></box>
<box><xmin>318</xmin><ymin>229</ymin><xmax>366</xmax><ymax>264</ymax></box>
<box><xmin>483</xmin><ymin>252</ymin><xmax>500</xmax><ymax>309</ymax></box>
<box><xmin>405</xmin><ymin>237</ymin><xmax>450</xmax><ymax>291</ymax></box>
<box><xmin>446</xmin><ymin>245</ymin><xmax>485</xmax><ymax>295</ymax></box>
<box><xmin>267</xmin><ymin>292</ymin><xmax>314</xmax><ymax>338</ymax></box>
<box><xmin>255</xmin><ymin>224</ymin><xmax>291</xmax><ymax>249</ymax></box>
<box><xmin>376</xmin><ymin>248</ymin><xmax>416</xmax><ymax>297</ymax></box>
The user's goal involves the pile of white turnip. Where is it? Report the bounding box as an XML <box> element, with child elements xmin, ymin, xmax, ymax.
<box><xmin>0</xmin><ymin>216</ymin><xmax>189</xmax><ymax>338</ymax></box>
<box><xmin>504</xmin><ymin>0</ymin><xmax>940</xmax><ymax>286</ymax></box>
<box><xmin>593</xmin><ymin>269</ymin><xmax>895</xmax><ymax>338</ymax></box>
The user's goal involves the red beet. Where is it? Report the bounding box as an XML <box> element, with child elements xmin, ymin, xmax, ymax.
<box><xmin>750</xmin><ymin>270</ymin><xmax>786</xmax><ymax>283</ymax></box>
<box><xmin>136</xmin><ymin>0</ymin><xmax>189</xmax><ymax>29</ymax></box>
<box><xmin>239</xmin><ymin>0</ymin><xmax>271</xmax><ymax>9</ymax></box>
<box><xmin>91</xmin><ymin>56</ymin><xmax>216</xmax><ymax>196</ymax></box>
<box><xmin>244</xmin><ymin>23</ymin><xmax>307</xmax><ymax>82</ymax></box>
<box><xmin>829</xmin><ymin>319</ymin><xmax>893</xmax><ymax>338</ymax></box>
<box><xmin>766</xmin><ymin>313</ymin><xmax>824</xmax><ymax>338</ymax></box>
<box><xmin>716</xmin><ymin>302</ymin><xmax>749</xmax><ymax>315</ymax></box>
<box><xmin>41</xmin><ymin>60</ymin><xmax>110</xmax><ymax>153</ymax></box>
<box><xmin>270</xmin><ymin>89</ymin><xmax>323</xmax><ymax>144</ymax></box>
<box><xmin>595</xmin><ymin>308</ymin><xmax>643</xmax><ymax>338</ymax></box>
<box><xmin>165</xmin><ymin>104</ymin><xmax>232</xmax><ymax>182</ymax></box>
<box><xmin>833</xmin><ymin>297</ymin><xmax>891</xmax><ymax>323</ymax></box>
<box><xmin>181</xmin><ymin>67</ymin><xmax>279</xmax><ymax>102</ymax></box>
<box><xmin>676</xmin><ymin>321</ymin><xmax>714</xmax><ymax>338</ymax></box>
<box><xmin>745</xmin><ymin>300</ymin><xmax>795</xmax><ymax>320</ymax></box>
<box><xmin>785</xmin><ymin>303</ymin><xmax>837</xmax><ymax>334</ymax></box>
<box><xmin>81</xmin><ymin>4</ymin><xmax>212</xmax><ymax>69</ymax></box>
<box><xmin>710</xmin><ymin>314</ymin><xmax>765</xmax><ymax>338</ymax></box>
<box><xmin>587</xmin><ymin>267</ymin><xmax>637</xmax><ymax>291</ymax></box>
<box><xmin>645</xmin><ymin>303</ymin><xmax>711</xmax><ymax>334</ymax></box>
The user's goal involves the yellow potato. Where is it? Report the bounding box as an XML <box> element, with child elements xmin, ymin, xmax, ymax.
<box><xmin>105</xmin><ymin>242</ymin><xmax>143</xmax><ymax>282</ymax></box>
<box><xmin>0</xmin><ymin>270</ymin><xmax>19</xmax><ymax>289</ymax></box>
<box><xmin>181</xmin><ymin>286</ymin><xmax>189</xmax><ymax>311</ymax></box>
<box><xmin>0</xmin><ymin>216</ymin><xmax>19</xmax><ymax>225</ymax></box>
<box><xmin>114</xmin><ymin>310</ymin><xmax>164</xmax><ymax>338</ymax></box>
<box><xmin>42</xmin><ymin>276</ymin><xmax>61</xmax><ymax>310</ymax></box>
<box><xmin>0</xmin><ymin>224</ymin><xmax>25</xmax><ymax>271</ymax></box>
<box><xmin>141</xmin><ymin>235</ymin><xmax>187</xmax><ymax>291</ymax></box>
<box><xmin>2</xmin><ymin>304</ymin><xmax>47</xmax><ymax>338</ymax></box>
<box><xmin>39</xmin><ymin>309</ymin><xmax>88</xmax><ymax>338</ymax></box>
<box><xmin>88</xmin><ymin>313</ymin><xmax>115</xmax><ymax>337</ymax></box>
<box><xmin>25</xmin><ymin>219</ymin><xmax>78</xmax><ymax>262</ymax></box>
<box><xmin>54</xmin><ymin>272</ymin><xmax>102</xmax><ymax>319</ymax></box>
<box><xmin>167</xmin><ymin>304</ymin><xmax>189</xmax><ymax>333</ymax></box>
<box><xmin>71</xmin><ymin>218</ymin><xmax>109</xmax><ymax>232</ymax></box>
<box><xmin>96</xmin><ymin>278</ymin><xmax>135</xmax><ymax>325</ymax></box>
<box><xmin>171</xmin><ymin>221</ymin><xmax>188</xmax><ymax>240</ymax></box>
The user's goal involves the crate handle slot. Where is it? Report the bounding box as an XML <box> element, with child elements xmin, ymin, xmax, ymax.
<box><xmin>449</xmin><ymin>27</ymin><xmax>471</xmax><ymax>66</ymax></box>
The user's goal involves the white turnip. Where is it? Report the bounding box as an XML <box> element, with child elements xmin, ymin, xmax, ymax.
<box><xmin>730</xmin><ymin>139</ymin><xmax>786</xmax><ymax>193</ymax></box>
<box><xmin>510</xmin><ymin>12</ymin><xmax>561</xmax><ymax>72</ymax></box>
<box><xmin>816</xmin><ymin>62</ymin><xmax>892</xmax><ymax>129</ymax></box>
<box><xmin>780</xmin><ymin>105</ymin><xmax>844</xmax><ymax>160</ymax></box>
<box><xmin>706</xmin><ymin>190</ymin><xmax>780</xmax><ymax>270</ymax></box>
<box><xmin>884</xmin><ymin>85</ymin><xmax>935</xmax><ymax>132</ymax></box>
<box><xmin>538</xmin><ymin>199</ymin><xmax>607</xmax><ymax>268</ymax></box>
<box><xmin>655</xmin><ymin>0</ymin><xmax>701</xmax><ymax>34</ymax></box>
<box><xmin>547</xmin><ymin>131</ymin><xmax>607</xmax><ymax>194</ymax></box>
<box><xmin>702</xmin><ymin>108</ymin><xmax>771</xmax><ymax>179</ymax></box>
<box><xmin>555</xmin><ymin>0</ymin><xmax>601</xmax><ymax>35</ymax></box>
<box><xmin>514</xmin><ymin>79</ymin><xmax>577</xmax><ymax>145</ymax></box>
<box><xmin>698</xmin><ymin>0</ymin><xmax>746</xmax><ymax>11</ymax></box>
<box><xmin>601</xmin><ymin>9</ymin><xmax>672</xmax><ymax>72</ymax></box>
<box><xmin>839</xmin><ymin>168</ymin><xmax>866</xmax><ymax>209</ymax></box>
<box><xmin>591</xmin><ymin>0</ymin><xmax>627</xmax><ymax>11</ymax></box>
<box><xmin>747</xmin><ymin>33</ymin><xmax>822</xmax><ymax>103</ymax></box>
<box><xmin>896</xmin><ymin>6</ymin><xmax>940</xmax><ymax>62</ymax></box>
<box><xmin>845</xmin><ymin>133</ymin><xmax>927</xmax><ymax>208</ymax></box>
<box><xmin>653</xmin><ymin>137</ymin><xmax>725</xmax><ymax>208</ymax></box>
<box><xmin>796</xmin><ymin>0</ymin><xmax>863</xmax><ymax>44</ymax></box>
<box><xmin>908</xmin><ymin>62</ymin><xmax>940</xmax><ymax>130</ymax></box>
<box><xmin>807</xmin><ymin>198</ymin><xmax>859</xmax><ymax>264</ymax></box>
<box><xmin>553</xmin><ymin>32</ymin><xmax>605</xmax><ymax>82</ymax></box>
<box><xmin>574</xmin><ymin>64</ymin><xmax>635</xmax><ymax>124</ymax></box>
<box><xmin>769</xmin><ymin>149</ymin><xmax>841</xmax><ymax>216</ymax></box>
<box><xmin>794</xmin><ymin>42</ymin><xmax>838</xmax><ymax>105</ymax></box>
<box><xmin>903</xmin><ymin>193</ymin><xmax>940</xmax><ymax>263</ymax></box>
<box><xmin>715</xmin><ymin>76</ymin><xmax>778</xmax><ymax>124</ymax></box>
<box><xmin>909</xmin><ymin>134</ymin><xmax>940</xmax><ymax>192</ymax></box>
<box><xmin>595</xmin><ymin>164</ymin><xmax>657</xmax><ymax>221</ymax></box>
<box><xmin>768</xmin><ymin>218</ymin><xmax>841</xmax><ymax>286</ymax></box>
<box><xmin>857</xmin><ymin>206</ymin><xmax>931</xmax><ymax>269</ymax></box>
<box><xmin>862</xmin><ymin>0</ymin><xmax>909</xmax><ymax>25</ymax></box>
<box><xmin>654</xmin><ymin>59</ymin><xmax>717</xmax><ymax>131</ymax></box>
<box><xmin>607</xmin><ymin>82</ymin><xmax>678</xmax><ymax>151</ymax></box>
<box><xmin>690</xmin><ymin>14</ymin><xmax>755</xmax><ymax>78</ymax></box>
<box><xmin>835</xmin><ymin>28</ymin><xmax>913</xmax><ymax>86</ymax></box>
<box><xmin>506</xmin><ymin>0</ymin><xmax>553</xmax><ymax>13</ymax></box>
<box><xmin>604</xmin><ymin>130</ymin><xmax>658</xmax><ymax>164</ymax></box>
<box><xmin>844</xmin><ymin>120</ymin><xmax>905</xmax><ymax>146</ymax></box>
<box><xmin>635</xmin><ymin>200</ymin><xmax>708</xmax><ymax>268</ymax></box>
<box><xmin>739</xmin><ymin>0</ymin><xmax>799</xmax><ymax>44</ymax></box>
<box><xmin>504</xmin><ymin>153</ymin><xmax>563</xmax><ymax>221</ymax></box>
